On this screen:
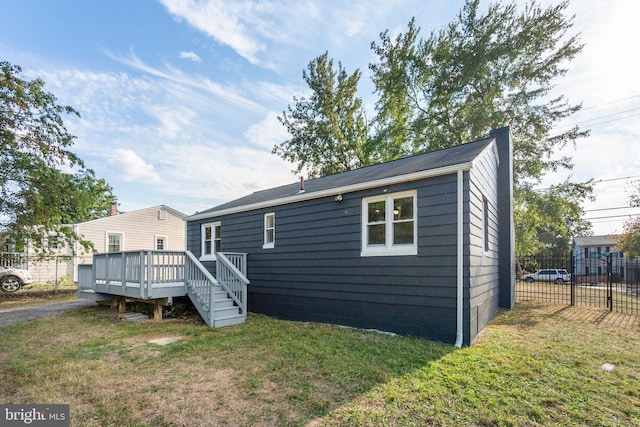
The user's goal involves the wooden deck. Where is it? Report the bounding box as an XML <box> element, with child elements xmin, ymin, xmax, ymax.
<box><xmin>78</xmin><ymin>250</ymin><xmax>249</xmax><ymax>327</ymax></box>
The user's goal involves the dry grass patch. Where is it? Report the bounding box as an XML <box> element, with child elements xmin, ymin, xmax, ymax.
<box><xmin>0</xmin><ymin>305</ymin><xmax>446</xmax><ymax>426</ymax></box>
<box><xmin>1</xmin><ymin>301</ymin><xmax>638</xmax><ymax>426</ymax></box>
<box><xmin>0</xmin><ymin>283</ymin><xmax>78</xmax><ymax>309</ymax></box>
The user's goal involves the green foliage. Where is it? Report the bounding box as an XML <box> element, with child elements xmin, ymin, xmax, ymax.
<box><xmin>0</xmin><ymin>61</ymin><xmax>115</xmax><ymax>254</ymax></box>
<box><xmin>275</xmin><ymin>52</ymin><xmax>371</xmax><ymax>178</ymax></box>
<box><xmin>617</xmin><ymin>181</ymin><xmax>640</xmax><ymax>258</ymax></box>
<box><xmin>0</xmin><ymin>307</ymin><xmax>638</xmax><ymax>425</ymax></box>
<box><xmin>517</xmin><ymin>181</ymin><xmax>594</xmax><ymax>256</ymax></box>
<box><xmin>277</xmin><ymin>0</ymin><xmax>593</xmax><ymax>252</ymax></box>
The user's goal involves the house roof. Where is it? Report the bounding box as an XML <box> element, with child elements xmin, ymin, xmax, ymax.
<box><xmin>75</xmin><ymin>205</ymin><xmax>186</xmax><ymax>226</ymax></box>
<box><xmin>573</xmin><ymin>235</ymin><xmax>619</xmax><ymax>247</ymax></box>
<box><xmin>188</xmin><ymin>135</ymin><xmax>496</xmax><ymax>220</ymax></box>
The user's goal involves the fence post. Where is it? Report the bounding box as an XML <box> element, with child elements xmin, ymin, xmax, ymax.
<box><xmin>607</xmin><ymin>253</ymin><xmax>613</xmax><ymax>312</ymax></box>
<box><xmin>570</xmin><ymin>254</ymin><xmax>575</xmax><ymax>307</ymax></box>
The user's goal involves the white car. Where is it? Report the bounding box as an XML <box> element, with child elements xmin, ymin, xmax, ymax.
<box><xmin>521</xmin><ymin>269</ymin><xmax>570</xmax><ymax>285</ymax></box>
<box><xmin>0</xmin><ymin>267</ymin><xmax>35</xmax><ymax>292</ymax></box>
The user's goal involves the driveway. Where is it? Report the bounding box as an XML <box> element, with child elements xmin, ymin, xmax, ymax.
<box><xmin>0</xmin><ymin>299</ymin><xmax>95</xmax><ymax>328</ymax></box>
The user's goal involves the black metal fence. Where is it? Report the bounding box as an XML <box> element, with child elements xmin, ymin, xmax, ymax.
<box><xmin>516</xmin><ymin>254</ymin><xmax>640</xmax><ymax>315</ymax></box>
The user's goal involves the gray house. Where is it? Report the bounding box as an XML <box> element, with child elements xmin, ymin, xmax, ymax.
<box><xmin>185</xmin><ymin>127</ymin><xmax>515</xmax><ymax>345</ymax></box>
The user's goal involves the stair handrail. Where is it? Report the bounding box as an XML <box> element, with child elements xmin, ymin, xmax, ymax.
<box><xmin>184</xmin><ymin>250</ymin><xmax>218</xmax><ymax>286</ymax></box>
<box><xmin>216</xmin><ymin>252</ymin><xmax>250</xmax><ymax>314</ymax></box>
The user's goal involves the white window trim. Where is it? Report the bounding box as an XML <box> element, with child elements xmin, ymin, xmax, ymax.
<box><xmin>105</xmin><ymin>232</ymin><xmax>124</xmax><ymax>253</ymax></box>
<box><xmin>154</xmin><ymin>235</ymin><xmax>168</xmax><ymax>251</ymax></box>
<box><xmin>361</xmin><ymin>190</ymin><xmax>417</xmax><ymax>257</ymax></box>
<box><xmin>263</xmin><ymin>212</ymin><xmax>275</xmax><ymax>249</ymax></box>
<box><xmin>200</xmin><ymin>222</ymin><xmax>220</xmax><ymax>261</ymax></box>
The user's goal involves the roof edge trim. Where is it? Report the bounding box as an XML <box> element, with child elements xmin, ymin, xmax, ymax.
<box><xmin>187</xmin><ymin>161</ymin><xmax>474</xmax><ymax>221</ymax></box>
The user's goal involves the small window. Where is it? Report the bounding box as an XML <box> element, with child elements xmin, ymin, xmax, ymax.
<box><xmin>201</xmin><ymin>222</ymin><xmax>221</xmax><ymax>260</ymax></box>
<box><xmin>264</xmin><ymin>213</ymin><xmax>275</xmax><ymax>249</ymax></box>
<box><xmin>155</xmin><ymin>236</ymin><xmax>167</xmax><ymax>250</ymax></box>
<box><xmin>361</xmin><ymin>190</ymin><xmax>417</xmax><ymax>257</ymax></box>
<box><xmin>483</xmin><ymin>197</ymin><xmax>490</xmax><ymax>252</ymax></box>
<box><xmin>47</xmin><ymin>233</ymin><xmax>61</xmax><ymax>251</ymax></box>
<box><xmin>107</xmin><ymin>233</ymin><xmax>122</xmax><ymax>252</ymax></box>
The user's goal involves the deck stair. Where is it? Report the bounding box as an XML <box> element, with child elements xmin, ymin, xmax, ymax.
<box><xmin>78</xmin><ymin>250</ymin><xmax>249</xmax><ymax>328</ymax></box>
<box><xmin>184</xmin><ymin>251</ymin><xmax>249</xmax><ymax>327</ymax></box>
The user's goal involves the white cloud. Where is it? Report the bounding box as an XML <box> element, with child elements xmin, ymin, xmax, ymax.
<box><xmin>150</xmin><ymin>140</ymin><xmax>294</xmax><ymax>208</ymax></box>
<box><xmin>244</xmin><ymin>111</ymin><xmax>290</xmax><ymax>150</ymax></box>
<box><xmin>105</xmin><ymin>149</ymin><xmax>162</xmax><ymax>183</ymax></box>
<box><xmin>156</xmin><ymin>0</ymin><xmax>430</xmax><ymax>72</ymax></box>
<box><xmin>179</xmin><ymin>51</ymin><xmax>201</xmax><ymax>62</ymax></box>
<box><xmin>160</xmin><ymin>0</ymin><xmax>271</xmax><ymax>67</ymax></box>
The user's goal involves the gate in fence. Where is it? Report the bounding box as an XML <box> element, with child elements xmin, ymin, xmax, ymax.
<box><xmin>516</xmin><ymin>253</ymin><xmax>640</xmax><ymax>315</ymax></box>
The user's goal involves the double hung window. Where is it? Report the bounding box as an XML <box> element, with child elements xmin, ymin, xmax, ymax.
<box><xmin>362</xmin><ymin>190</ymin><xmax>417</xmax><ymax>256</ymax></box>
<box><xmin>201</xmin><ymin>222</ymin><xmax>221</xmax><ymax>260</ymax></box>
<box><xmin>107</xmin><ymin>233</ymin><xmax>122</xmax><ymax>252</ymax></box>
<box><xmin>263</xmin><ymin>213</ymin><xmax>275</xmax><ymax>249</ymax></box>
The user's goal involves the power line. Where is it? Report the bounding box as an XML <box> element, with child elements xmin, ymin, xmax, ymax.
<box><xmin>554</xmin><ymin>106</ymin><xmax>640</xmax><ymax>131</ymax></box>
<box><xmin>534</xmin><ymin>174</ymin><xmax>640</xmax><ymax>192</ymax></box>
<box><xmin>584</xmin><ymin>213</ymin><xmax>640</xmax><ymax>221</ymax></box>
<box><xmin>579</xmin><ymin>95</ymin><xmax>640</xmax><ymax>112</ymax></box>
<box><xmin>593</xmin><ymin>175</ymin><xmax>640</xmax><ymax>184</ymax></box>
<box><xmin>584</xmin><ymin>206</ymin><xmax>639</xmax><ymax>212</ymax></box>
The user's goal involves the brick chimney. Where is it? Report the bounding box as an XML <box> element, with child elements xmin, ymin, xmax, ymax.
<box><xmin>109</xmin><ymin>202</ymin><xmax>118</xmax><ymax>216</ymax></box>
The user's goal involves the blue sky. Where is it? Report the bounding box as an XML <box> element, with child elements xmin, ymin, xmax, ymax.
<box><xmin>1</xmin><ymin>0</ymin><xmax>639</xmax><ymax>235</ymax></box>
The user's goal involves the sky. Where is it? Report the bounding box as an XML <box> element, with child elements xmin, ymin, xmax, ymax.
<box><xmin>1</xmin><ymin>0</ymin><xmax>639</xmax><ymax>236</ymax></box>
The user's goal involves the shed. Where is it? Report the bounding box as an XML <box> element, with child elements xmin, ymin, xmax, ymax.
<box><xmin>186</xmin><ymin>127</ymin><xmax>515</xmax><ymax>345</ymax></box>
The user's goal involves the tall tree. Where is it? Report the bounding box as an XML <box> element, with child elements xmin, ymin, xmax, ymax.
<box><xmin>617</xmin><ymin>181</ymin><xmax>640</xmax><ymax>259</ymax></box>
<box><xmin>1</xmin><ymin>61</ymin><xmax>116</xmax><ymax>254</ymax></box>
<box><xmin>274</xmin><ymin>52</ymin><xmax>370</xmax><ymax>178</ymax></box>
<box><xmin>276</xmin><ymin>0</ymin><xmax>593</xmax><ymax>254</ymax></box>
<box><xmin>370</xmin><ymin>0</ymin><xmax>591</xmax><ymax>254</ymax></box>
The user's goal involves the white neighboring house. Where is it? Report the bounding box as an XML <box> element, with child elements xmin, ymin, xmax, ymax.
<box><xmin>16</xmin><ymin>205</ymin><xmax>186</xmax><ymax>284</ymax></box>
<box><xmin>572</xmin><ymin>235</ymin><xmax>626</xmax><ymax>279</ymax></box>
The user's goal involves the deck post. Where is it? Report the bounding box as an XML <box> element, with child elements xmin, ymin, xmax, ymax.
<box><xmin>153</xmin><ymin>300</ymin><xmax>162</xmax><ymax>321</ymax></box>
<box><xmin>139</xmin><ymin>251</ymin><xmax>146</xmax><ymax>299</ymax></box>
<box><xmin>92</xmin><ymin>254</ymin><xmax>97</xmax><ymax>293</ymax></box>
<box><xmin>121</xmin><ymin>252</ymin><xmax>127</xmax><ymax>295</ymax></box>
<box><xmin>105</xmin><ymin>253</ymin><xmax>111</xmax><ymax>294</ymax></box>
<box><xmin>209</xmin><ymin>280</ymin><xmax>215</xmax><ymax>327</ymax></box>
<box><xmin>146</xmin><ymin>251</ymin><xmax>153</xmax><ymax>299</ymax></box>
<box><xmin>118</xmin><ymin>297</ymin><xmax>126</xmax><ymax>314</ymax></box>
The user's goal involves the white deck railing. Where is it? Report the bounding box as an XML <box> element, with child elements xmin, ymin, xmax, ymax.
<box><xmin>94</xmin><ymin>250</ymin><xmax>186</xmax><ymax>299</ymax></box>
<box><xmin>89</xmin><ymin>250</ymin><xmax>249</xmax><ymax>326</ymax></box>
<box><xmin>216</xmin><ymin>252</ymin><xmax>250</xmax><ymax>314</ymax></box>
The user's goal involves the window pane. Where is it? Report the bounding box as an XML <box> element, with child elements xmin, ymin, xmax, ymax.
<box><xmin>393</xmin><ymin>222</ymin><xmax>413</xmax><ymax>244</ymax></box>
<box><xmin>108</xmin><ymin>234</ymin><xmax>121</xmax><ymax>252</ymax></box>
<box><xmin>214</xmin><ymin>227</ymin><xmax>221</xmax><ymax>239</ymax></box>
<box><xmin>214</xmin><ymin>239</ymin><xmax>221</xmax><ymax>253</ymax></box>
<box><xmin>266</xmin><ymin>229</ymin><xmax>274</xmax><ymax>243</ymax></box>
<box><xmin>266</xmin><ymin>214</ymin><xmax>274</xmax><ymax>228</ymax></box>
<box><xmin>368</xmin><ymin>201</ymin><xmax>385</xmax><ymax>223</ymax></box>
<box><xmin>205</xmin><ymin>226</ymin><xmax>212</xmax><ymax>240</ymax></box>
<box><xmin>205</xmin><ymin>241</ymin><xmax>212</xmax><ymax>255</ymax></box>
<box><xmin>393</xmin><ymin>197</ymin><xmax>413</xmax><ymax>220</ymax></box>
<box><xmin>368</xmin><ymin>224</ymin><xmax>385</xmax><ymax>245</ymax></box>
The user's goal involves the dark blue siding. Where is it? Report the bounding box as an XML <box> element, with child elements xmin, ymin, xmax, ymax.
<box><xmin>187</xmin><ymin>175</ymin><xmax>461</xmax><ymax>343</ymax></box>
<box><xmin>467</xmin><ymin>144</ymin><xmax>500</xmax><ymax>345</ymax></box>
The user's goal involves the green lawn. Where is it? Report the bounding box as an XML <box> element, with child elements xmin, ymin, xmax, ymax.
<box><xmin>0</xmin><ymin>301</ymin><xmax>638</xmax><ymax>426</ymax></box>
